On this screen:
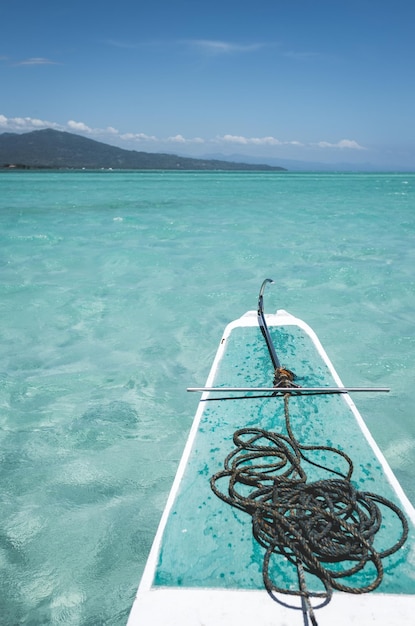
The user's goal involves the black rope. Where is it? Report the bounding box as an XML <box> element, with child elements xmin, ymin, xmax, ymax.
<box><xmin>210</xmin><ymin>390</ymin><xmax>409</xmax><ymax>622</ymax></box>
<box><xmin>211</xmin><ymin>280</ymin><xmax>408</xmax><ymax>623</ymax></box>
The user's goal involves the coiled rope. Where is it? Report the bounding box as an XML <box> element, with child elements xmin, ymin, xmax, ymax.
<box><xmin>210</xmin><ymin>368</ymin><xmax>408</xmax><ymax>626</ymax></box>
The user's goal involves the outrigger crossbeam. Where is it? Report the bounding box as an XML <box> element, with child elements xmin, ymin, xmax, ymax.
<box><xmin>187</xmin><ymin>386</ymin><xmax>390</xmax><ymax>394</ymax></box>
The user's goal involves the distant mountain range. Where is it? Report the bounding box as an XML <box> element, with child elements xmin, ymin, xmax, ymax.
<box><xmin>198</xmin><ymin>152</ymin><xmax>382</xmax><ymax>172</ymax></box>
<box><xmin>0</xmin><ymin>129</ymin><xmax>286</xmax><ymax>171</ymax></box>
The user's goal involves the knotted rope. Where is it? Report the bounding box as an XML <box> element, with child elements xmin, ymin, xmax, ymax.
<box><xmin>210</xmin><ymin>368</ymin><xmax>408</xmax><ymax>625</ymax></box>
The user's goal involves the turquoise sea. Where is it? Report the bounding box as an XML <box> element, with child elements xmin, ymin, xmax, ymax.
<box><xmin>1</xmin><ymin>170</ymin><xmax>414</xmax><ymax>624</ymax></box>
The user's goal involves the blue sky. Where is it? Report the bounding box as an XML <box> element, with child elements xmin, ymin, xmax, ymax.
<box><xmin>1</xmin><ymin>0</ymin><xmax>415</xmax><ymax>169</ymax></box>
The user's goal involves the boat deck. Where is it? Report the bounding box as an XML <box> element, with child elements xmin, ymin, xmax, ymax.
<box><xmin>128</xmin><ymin>310</ymin><xmax>415</xmax><ymax>625</ymax></box>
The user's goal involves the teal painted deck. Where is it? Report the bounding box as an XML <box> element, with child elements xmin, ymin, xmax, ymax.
<box><xmin>154</xmin><ymin>322</ymin><xmax>415</xmax><ymax>595</ymax></box>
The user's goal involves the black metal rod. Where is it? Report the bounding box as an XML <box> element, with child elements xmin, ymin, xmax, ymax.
<box><xmin>257</xmin><ymin>278</ymin><xmax>281</xmax><ymax>370</ymax></box>
<box><xmin>187</xmin><ymin>387</ymin><xmax>390</xmax><ymax>394</ymax></box>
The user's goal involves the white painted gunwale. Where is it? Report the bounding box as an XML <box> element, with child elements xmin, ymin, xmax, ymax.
<box><xmin>127</xmin><ymin>309</ymin><xmax>415</xmax><ymax>626</ymax></box>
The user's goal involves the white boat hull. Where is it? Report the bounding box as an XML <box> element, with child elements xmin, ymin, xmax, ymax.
<box><xmin>128</xmin><ymin>309</ymin><xmax>415</xmax><ymax>625</ymax></box>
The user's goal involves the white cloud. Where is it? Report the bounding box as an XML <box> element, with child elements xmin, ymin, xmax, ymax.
<box><xmin>316</xmin><ymin>139</ymin><xmax>366</xmax><ymax>150</ymax></box>
<box><xmin>17</xmin><ymin>57</ymin><xmax>58</xmax><ymax>66</ymax></box>
<box><xmin>187</xmin><ymin>40</ymin><xmax>264</xmax><ymax>55</ymax></box>
<box><xmin>251</xmin><ymin>136</ymin><xmax>282</xmax><ymax>146</ymax></box>
<box><xmin>166</xmin><ymin>134</ymin><xmax>205</xmax><ymax>144</ymax></box>
<box><xmin>0</xmin><ymin>113</ymin><xmax>366</xmax><ymax>153</ymax></box>
<box><xmin>217</xmin><ymin>135</ymin><xmax>303</xmax><ymax>147</ymax></box>
<box><xmin>0</xmin><ymin>115</ymin><xmax>61</xmax><ymax>130</ymax></box>
<box><xmin>120</xmin><ymin>132</ymin><xmax>157</xmax><ymax>142</ymax></box>
<box><xmin>30</xmin><ymin>118</ymin><xmax>53</xmax><ymax>127</ymax></box>
<box><xmin>67</xmin><ymin>120</ymin><xmax>93</xmax><ymax>133</ymax></box>
<box><xmin>220</xmin><ymin>134</ymin><xmax>249</xmax><ymax>145</ymax></box>
<box><xmin>105</xmin><ymin>39</ymin><xmax>138</xmax><ymax>50</ymax></box>
<box><xmin>0</xmin><ymin>115</ymin><xmax>120</xmax><ymax>138</ymax></box>
<box><xmin>67</xmin><ymin>120</ymin><xmax>122</xmax><ymax>137</ymax></box>
<box><xmin>167</xmin><ymin>134</ymin><xmax>186</xmax><ymax>143</ymax></box>
<box><xmin>337</xmin><ymin>139</ymin><xmax>366</xmax><ymax>150</ymax></box>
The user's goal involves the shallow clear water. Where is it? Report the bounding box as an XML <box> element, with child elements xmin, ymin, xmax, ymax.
<box><xmin>1</xmin><ymin>170</ymin><xmax>414</xmax><ymax>624</ymax></box>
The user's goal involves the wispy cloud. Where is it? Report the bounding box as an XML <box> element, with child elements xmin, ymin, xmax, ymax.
<box><xmin>103</xmin><ymin>37</ymin><xmax>277</xmax><ymax>57</ymax></box>
<box><xmin>102</xmin><ymin>36</ymin><xmax>324</xmax><ymax>65</ymax></box>
<box><xmin>16</xmin><ymin>57</ymin><xmax>58</xmax><ymax>66</ymax></box>
<box><xmin>167</xmin><ymin>134</ymin><xmax>204</xmax><ymax>144</ymax></box>
<box><xmin>185</xmin><ymin>39</ymin><xmax>265</xmax><ymax>55</ymax></box>
<box><xmin>0</xmin><ymin>114</ymin><xmax>367</xmax><ymax>152</ymax></box>
<box><xmin>0</xmin><ymin>115</ymin><xmax>116</xmax><ymax>136</ymax></box>
<box><xmin>67</xmin><ymin>120</ymin><xmax>120</xmax><ymax>136</ymax></box>
<box><xmin>183</xmin><ymin>39</ymin><xmax>325</xmax><ymax>62</ymax></box>
<box><xmin>0</xmin><ymin>115</ymin><xmax>61</xmax><ymax>130</ymax></box>
<box><xmin>105</xmin><ymin>39</ymin><xmax>138</xmax><ymax>50</ymax></box>
<box><xmin>120</xmin><ymin>132</ymin><xmax>157</xmax><ymax>142</ymax></box>
<box><xmin>316</xmin><ymin>139</ymin><xmax>367</xmax><ymax>150</ymax></box>
<box><xmin>218</xmin><ymin>135</ymin><xmax>303</xmax><ymax>147</ymax></box>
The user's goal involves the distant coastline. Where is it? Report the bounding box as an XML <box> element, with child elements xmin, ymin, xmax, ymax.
<box><xmin>0</xmin><ymin>129</ymin><xmax>286</xmax><ymax>172</ymax></box>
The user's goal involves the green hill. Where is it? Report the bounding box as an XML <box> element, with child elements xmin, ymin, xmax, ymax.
<box><xmin>0</xmin><ymin>129</ymin><xmax>286</xmax><ymax>171</ymax></box>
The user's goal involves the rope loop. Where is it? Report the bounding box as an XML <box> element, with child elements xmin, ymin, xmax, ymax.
<box><xmin>210</xmin><ymin>389</ymin><xmax>409</xmax><ymax>623</ymax></box>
